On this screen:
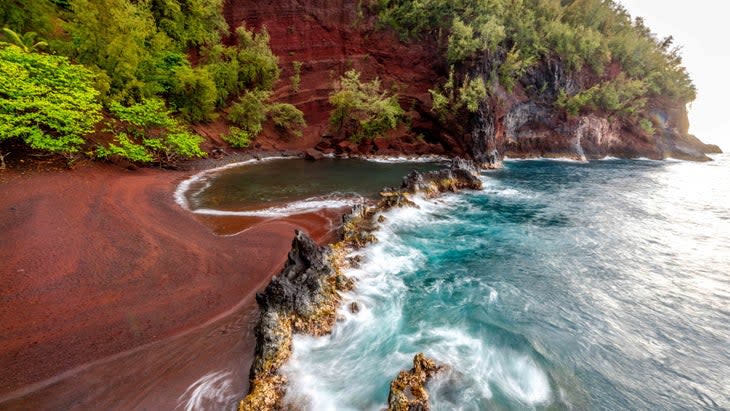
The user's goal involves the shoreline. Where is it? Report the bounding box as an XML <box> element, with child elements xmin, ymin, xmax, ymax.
<box><xmin>240</xmin><ymin>159</ymin><xmax>484</xmax><ymax>409</ymax></box>
<box><xmin>0</xmin><ymin>160</ymin><xmax>346</xmax><ymax>409</ymax></box>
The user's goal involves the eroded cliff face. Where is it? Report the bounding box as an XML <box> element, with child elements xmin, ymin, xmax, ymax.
<box><xmin>223</xmin><ymin>0</ymin><xmax>453</xmax><ymax>156</ymax></box>
<box><xmin>223</xmin><ymin>0</ymin><xmax>720</xmax><ymax>162</ymax></box>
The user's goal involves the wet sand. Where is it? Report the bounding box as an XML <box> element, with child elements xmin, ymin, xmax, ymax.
<box><xmin>0</xmin><ymin>163</ymin><xmax>344</xmax><ymax>410</ymax></box>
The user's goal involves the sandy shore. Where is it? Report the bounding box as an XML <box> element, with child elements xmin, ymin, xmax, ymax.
<box><xmin>0</xmin><ymin>162</ymin><xmax>344</xmax><ymax>409</ymax></box>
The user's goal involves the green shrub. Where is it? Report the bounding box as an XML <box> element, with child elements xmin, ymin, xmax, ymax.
<box><xmin>268</xmin><ymin>103</ymin><xmax>306</xmax><ymax>136</ymax></box>
<box><xmin>170</xmin><ymin>65</ymin><xmax>218</xmax><ymax>122</ymax></box>
<box><xmin>329</xmin><ymin>69</ymin><xmax>404</xmax><ymax>141</ymax></box>
<box><xmin>639</xmin><ymin>118</ymin><xmax>655</xmax><ymax>135</ymax></box>
<box><xmin>556</xmin><ymin>74</ymin><xmax>648</xmax><ymax>117</ymax></box>
<box><xmin>458</xmin><ymin>76</ymin><xmax>487</xmax><ymax>113</ymax></box>
<box><xmin>163</xmin><ymin>131</ymin><xmax>206</xmax><ymax>159</ymax></box>
<box><xmin>228</xmin><ymin>90</ymin><xmax>270</xmax><ymax>135</ymax></box>
<box><xmin>234</xmin><ymin>26</ymin><xmax>280</xmax><ymax>91</ymax></box>
<box><xmin>0</xmin><ymin>44</ymin><xmax>102</xmax><ymax>155</ymax></box>
<box><xmin>96</xmin><ymin>133</ymin><xmax>154</xmax><ymax>162</ymax></box>
<box><xmin>109</xmin><ymin>98</ymin><xmax>176</xmax><ymax>129</ymax></box>
<box><xmin>447</xmin><ymin>17</ymin><xmax>480</xmax><ymax>64</ymax></box>
<box><xmin>291</xmin><ymin>61</ymin><xmax>302</xmax><ymax>92</ymax></box>
<box><xmin>223</xmin><ymin>126</ymin><xmax>251</xmax><ymax>148</ymax></box>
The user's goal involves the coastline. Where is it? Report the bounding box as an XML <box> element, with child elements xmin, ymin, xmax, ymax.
<box><xmin>1</xmin><ymin>152</ymin><xmax>723</xmax><ymax>409</ymax></box>
<box><xmin>0</xmin><ymin>159</ymin><xmax>346</xmax><ymax>409</ymax></box>
<box><xmin>240</xmin><ymin>159</ymin><xmax>484</xmax><ymax>409</ymax></box>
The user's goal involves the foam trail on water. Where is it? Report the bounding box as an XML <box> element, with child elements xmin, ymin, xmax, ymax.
<box><xmin>191</xmin><ymin>194</ymin><xmax>364</xmax><ymax>218</ymax></box>
<box><xmin>282</xmin><ymin>190</ymin><xmax>553</xmax><ymax>410</ymax></box>
<box><xmin>178</xmin><ymin>370</ymin><xmax>237</xmax><ymax>411</ymax></box>
<box><xmin>357</xmin><ymin>155</ymin><xmax>450</xmax><ymax>164</ymax></box>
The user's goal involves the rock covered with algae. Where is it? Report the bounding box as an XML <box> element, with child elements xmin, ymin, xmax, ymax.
<box><xmin>387</xmin><ymin>353</ymin><xmax>443</xmax><ymax>411</ymax></box>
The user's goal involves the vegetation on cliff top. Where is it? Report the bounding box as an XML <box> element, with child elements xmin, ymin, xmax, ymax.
<box><xmin>378</xmin><ymin>0</ymin><xmax>696</xmax><ymax>128</ymax></box>
<box><xmin>329</xmin><ymin>69</ymin><xmax>405</xmax><ymax>142</ymax></box>
<box><xmin>0</xmin><ymin>0</ymin><xmax>303</xmax><ymax>165</ymax></box>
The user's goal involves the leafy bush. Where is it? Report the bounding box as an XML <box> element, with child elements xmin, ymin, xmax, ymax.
<box><xmin>109</xmin><ymin>98</ymin><xmax>176</xmax><ymax>129</ymax></box>
<box><xmin>291</xmin><ymin>61</ymin><xmax>302</xmax><ymax>92</ymax></box>
<box><xmin>0</xmin><ymin>44</ymin><xmax>102</xmax><ymax>154</ymax></box>
<box><xmin>234</xmin><ymin>26</ymin><xmax>280</xmax><ymax>91</ymax></box>
<box><xmin>223</xmin><ymin>127</ymin><xmax>251</xmax><ymax>148</ymax></box>
<box><xmin>458</xmin><ymin>76</ymin><xmax>487</xmax><ymax>112</ymax></box>
<box><xmin>329</xmin><ymin>69</ymin><xmax>404</xmax><ymax>141</ymax></box>
<box><xmin>556</xmin><ymin>74</ymin><xmax>648</xmax><ymax>117</ymax></box>
<box><xmin>639</xmin><ymin>118</ymin><xmax>655</xmax><ymax>135</ymax></box>
<box><xmin>268</xmin><ymin>103</ymin><xmax>306</xmax><ymax>136</ymax></box>
<box><xmin>163</xmin><ymin>131</ymin><xmax>205</xmax><ymax>160</ymax></box>
<box><xmin>170</xmin><ymin>65</ymin><xmax>218</xmax><ymax>122</ymax></box>
<box><xmin>228</xmin><ymin>90</ymin><xmax>270</xmax><ymax>135</ymax></box>
<box><xmin>95</xmin><ymin>133</ymin><xmax>153</xmax><ymax>162</ymax></box>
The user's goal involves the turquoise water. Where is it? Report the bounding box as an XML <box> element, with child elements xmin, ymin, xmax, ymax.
<box><xmin>282</xmin><ymin>155</ymin><xmax>730</xmax><ymax>410</ymax></box>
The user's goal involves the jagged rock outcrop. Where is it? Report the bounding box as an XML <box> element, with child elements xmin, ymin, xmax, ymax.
<box><xmin>242</xmin><ymin>230</ymin><xmax>352</xmax><ymax>410</ymax></box>
<box><xmin>387</xmin><ymin>353</ymin><xmax>443</xmax><ymax>411</ymax></box>
<box><xmin>400</xmin><ymin>158</ymin><xmax>483</xmax><ymax>195</ymax></box>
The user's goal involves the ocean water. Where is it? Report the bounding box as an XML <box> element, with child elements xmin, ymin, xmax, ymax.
<box><xmin>278</xmin><ymin>155</ymin><xmax>730</xmax><ymax>410</ymax></box>
<box><xmin>178</xmin><ymin>158</ymin><xmax>442</xmax><ymax>217</ymax></box>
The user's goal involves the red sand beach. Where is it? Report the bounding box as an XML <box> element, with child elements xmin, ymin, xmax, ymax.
<box><xmin>0</xmin><ymin>163</ymin><xmax>344</xmax><ymax>409</ymax></box>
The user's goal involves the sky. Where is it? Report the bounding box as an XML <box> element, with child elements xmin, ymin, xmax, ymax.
<box><xmin>618</xmin><ymin>0</ymin><xmax>729</xmax><ymax>148</ymax></box>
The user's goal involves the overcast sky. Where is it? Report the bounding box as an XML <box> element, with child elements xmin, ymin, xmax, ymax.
<box><xmin>618</xmin><ymin>1</ymin><xmax>729</xmax><ymax>147</ymax></box>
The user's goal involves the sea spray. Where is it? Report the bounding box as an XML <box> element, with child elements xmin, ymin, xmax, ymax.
<box><xmin>239</xmin><ymin>159</ymin><xmax>484</xmax><ymax>410</ymax></box>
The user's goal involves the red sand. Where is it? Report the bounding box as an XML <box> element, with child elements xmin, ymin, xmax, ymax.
<box><xmin>0</xmin><ymin>164</ymin><xmax>344</xmax><ymax>409</ymax></box>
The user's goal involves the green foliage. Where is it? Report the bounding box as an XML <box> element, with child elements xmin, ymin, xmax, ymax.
<box><xmin>65</xmin><ymin>0</ymin><xmax>158</xmax><ymax>100</ymax></box>
<box><xmin>329</xmin><ymin>69</ymin><xmax>404</xmax><ymax>142</ymax></box>
<box><xmin>233</xmin><ymin>26</ymin><xmax>280</xmax><ymax>91</ymax></box>
<box><xmin>96</xmin><ymin>133</ymin><xmax>154</xmax><ymax>162</ymax></box>
<box><xmin>291</xmin><ymin>61</ymin><xmax>303</xmax><ymax>92</ymax></box>
<box><xmin>498</xmin><ymin>48</ymin><xmax>535</xmax><ymax>93</ymax></box>
<box><xmin>169</xmin><ymin>65</ymin><xmax>218</xmax><ymax>122</ymax></box>
<box><xmin>447</xmin><ymin>17</ymin><xmax>480</xmax><ymax>64</ymax></box>
<box><xmin>109</xmin><ymin>98</ymin><xmax>176</xmax><ymax>128</ymax></box>
<box><xmin>0</xmin><ymin>1</ymin><xmax>59</xmax><ymax>36</ymax></box>
<box><xmin>228</xmin><ymin>90</ymin><xmax>270</xmax><ymax>135</ymax></box>
<box><xmin>378</xmin><ymin>0</ymin><xmax>698</xmax><ymax>122</ymax></box>
<box><xmin>0</xmin><ymin>44</ymin><xmax>102</xmax><ymax>154</ymax></box>
<box><xmin>147</xmin><ymin>0</ymin><xmax>227</xmax><ymax>47</ymax></box>
<box><xmin>1</xmin><ymin>28</ymin><xmax>48</xmax><ymax>53</ymax></box>
<box><xmin>222</xmin><ymin>127</ymin><xmax>251</xmax><ymax>148</ymax></box>
<box><xmin>556</xmin><ymin>74</ymin><xmax>648</xmax><ymax>117</ymax></box>
<box><xmin>104</xmin><ymin>98</ymin><xmax>206</xmax><ymax>162</ymax></box>
<box><xmin>429</xmin><ymin>88</ymin><xmax>450</xmax><ymax>120</ymax></box>
<box><xmin>96</xmin><ymin>128</ymin><xmax>205</xmax><ymax>163</ymax></box>
<box><xmin>458</xmin><ymin>76</ymin><xmax>487</xmax><ymax>112</ymax></box>
<box><xmin>268</xmin><ymin>103</ymin><xmax>306</xmax><ymax>137</ymax></box>
<box><xmin>163</xmin><ymin>130</ymin><xmax>205</xmax><ymax>159</ymax></box>
<box><xmin>639</xmin><ymin>118</ymin><xmax>655</xmax><ymax>135</ymax></box>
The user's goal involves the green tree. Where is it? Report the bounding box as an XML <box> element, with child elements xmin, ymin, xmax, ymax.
<box><xmin>329</xmin><ymin>69</ymin><xmax>404</xmax><ymax>141</ymax></box>
<box><xmin>0</xmin><ymin>45</ymin><xmax>102</xmax><ymax>155</ymax></box>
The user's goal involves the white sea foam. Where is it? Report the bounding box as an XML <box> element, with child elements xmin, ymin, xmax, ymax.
<box><xmin>190</xmin><ymin>195</ymin><xmax>364</xmax><ymax>218</ymax></box>
<box><xmin>357</xmin><ymin>155</ymin><xmax>450</xmax><ymax>164</ymax></box>
<box><xmin>178</xmin><ymin>370</ymin><xmax>237</xmax><ymax>411</ymax></box>
<box><xmin>282</xmin><ymin>188</ymin><xmax>553</xmax><ymax>410</ymax></box>
<box><xmin>422</xmin><ymin>328</ymin><xmax>552</xmax><ymax>410</ymax></box>
<box><xmin>503</xmin><ymin>156</ymin><xmax>587</xmax><ymax>163</ymax></box>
